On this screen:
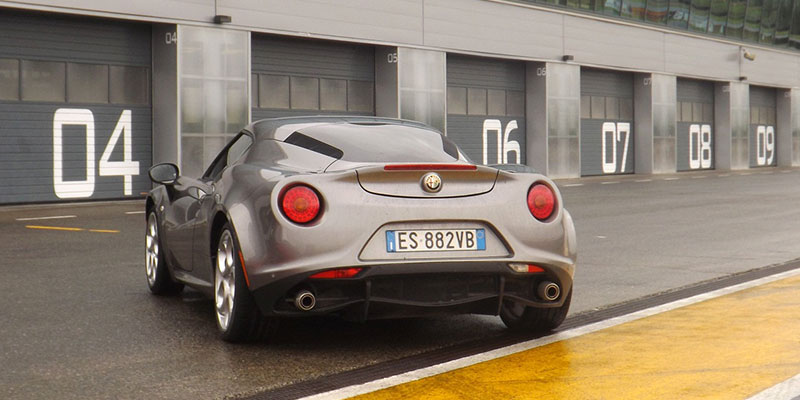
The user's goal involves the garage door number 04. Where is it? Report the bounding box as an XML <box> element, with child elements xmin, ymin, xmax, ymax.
<box><xmin>53</xmin><ymin>108</ymin><xmax>140</xmax><ymax>199</ymax></box>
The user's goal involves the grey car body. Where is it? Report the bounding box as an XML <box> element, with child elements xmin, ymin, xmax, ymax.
<box><xmin>145</xmin><ymin>116</ymin><xmax>577</xmax><ymax>342</ymax></box>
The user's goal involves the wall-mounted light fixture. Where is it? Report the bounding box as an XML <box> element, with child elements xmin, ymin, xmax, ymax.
<box><xmin>742</xmin><ymin>49</ymin><xmax>756</xmax><ymax>61</ymax></box>
<box><xmin>213</xmin><ymin>15</ymin><xmax>232</xmax><ymax>24</ymax></box>
<box><xmin>739</xmin><ymin>76</ymin><xmax>748</xmax><ymax>81</ymax></box>
<box><xmin>562</xmin><ymin>55</ymin><xmax>574</xmax><ymax>62</ymax></box>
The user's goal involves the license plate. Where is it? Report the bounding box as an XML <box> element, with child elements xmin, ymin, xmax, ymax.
<box><xmin>386</xmin><ymin>229</ymin><xmax>486</xmax><ymax>252</ymax></box>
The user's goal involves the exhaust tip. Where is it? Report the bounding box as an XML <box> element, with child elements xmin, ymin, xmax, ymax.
<box><xmin>294</xmin><ymin>290</ymin><xmax>316</xmax><ymax>311</ymax></box>
<box><xmin>537</xmin><ymin>281</ymin><xmax>561</xmax><ymax>301</ymax></box>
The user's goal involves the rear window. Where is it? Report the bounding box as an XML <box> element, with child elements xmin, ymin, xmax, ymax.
<box><xmin>283</xmin><ymin>123</ymin><xmax>460</xmax><ymax>163</ymax></box>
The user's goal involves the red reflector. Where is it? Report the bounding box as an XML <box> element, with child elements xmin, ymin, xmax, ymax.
<box><xmin>384</xmin><ymin>164</ymin><xmax>477</xmax><ymax>171</ymax></box>
<box><xmin>309</xmin><ymin>267</ymin><xmax>363</xmax><ymax>279</ymax></box>
<box><xmin>281</xmin><ymin>185</ymin><xmax>321</xmax><ymax>224</ymax></box>
<box><xmin>527</xmin><ymin>265</ymin><xmax>545</xmax><ymax>273</ymax></box>
<box><xmin>527</xmin><ymin>183</ymin><xmax>556</xmax><ymax>221</ymax></box>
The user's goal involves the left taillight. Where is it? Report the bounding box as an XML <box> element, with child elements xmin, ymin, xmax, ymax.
<box><xmin>527</xmin><ymin>183</ymin><xmax>556</xmax><ymax>221</ymax></box>
<box><xmin>280</xmin><ymin>185</ymin><xmax>321</xmax><ymax>224</ymax></box>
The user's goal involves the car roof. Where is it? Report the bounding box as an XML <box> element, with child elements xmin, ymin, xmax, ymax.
<box><xmin>248</xmin><ymin>116</ymin><xmax>438</xmax><ymax>140</ymax></box>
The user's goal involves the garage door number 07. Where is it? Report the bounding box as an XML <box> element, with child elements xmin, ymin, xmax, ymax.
<box><xmin>53</xmin><ymin>108</ymin><xmax>140</xmax><ymax>199</ymax></box>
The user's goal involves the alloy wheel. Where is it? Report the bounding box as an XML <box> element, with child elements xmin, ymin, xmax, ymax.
<box><xmin>215</xmin><ymin>230</ymin><xmax>236</xmax><ymax>331</ymax></box>
<box><xmin>145</xmin><ymin>213</ymin><xmax>160</xmax><ymax>287</ymax></box>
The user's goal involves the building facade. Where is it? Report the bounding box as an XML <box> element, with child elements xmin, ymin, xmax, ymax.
<box><xmin>1</xmin><ymin>0</ymin><xmax>799</xmax><ymax>204</ymax></box>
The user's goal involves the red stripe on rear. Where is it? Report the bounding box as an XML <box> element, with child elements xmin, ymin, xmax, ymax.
<box><xmin>383</xmin><ymin>164</ymin><xmax>477</xmax><ymax>171</ymax></box>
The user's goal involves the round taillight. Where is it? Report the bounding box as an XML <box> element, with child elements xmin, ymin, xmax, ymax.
<box><xmin>527</xmin><ymin>183</ymin><xmax>556</xmax><ymax>221</ymax></box>
<box><xmin>281</xmin><ymin>185</ymin><xmax>321</xmax><ymax>224</ymax></box>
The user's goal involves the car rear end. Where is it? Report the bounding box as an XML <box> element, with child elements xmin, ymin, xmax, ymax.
<box><xmin>242</xmin><ymin>162</ymin><xmax>576</xmax><ymax>321</ymax></box>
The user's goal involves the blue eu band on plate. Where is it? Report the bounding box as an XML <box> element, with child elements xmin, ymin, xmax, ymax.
<box><xmin>386</xmin><ymin>229</ymin><xmax>486</xmax><ymax>252</ymax></box>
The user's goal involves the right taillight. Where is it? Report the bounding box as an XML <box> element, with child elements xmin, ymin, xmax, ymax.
<box><xmin>527</xmin><ymin>183</ymin><xmax>556</xmax><ymax>221</ymax></box>
<box><xmin>280</xmin><ymin>185</ymin><xmax>321</xmax><ymax>224</ymax></box>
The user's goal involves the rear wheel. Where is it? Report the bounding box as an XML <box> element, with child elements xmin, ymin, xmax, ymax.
<box><xmin>214</xmin><ymin>224</ymin><xmax>277</xmax><ymax>342</ymax></box>
<box><xmin>145</xmin><ymin>211</ymin><xmax>183</xmax><ymax>295</ymax></box>
<box><xmin>500</xmin><ymin>289</ymin><xmax>572</xmax><ymax>333</ymax></box>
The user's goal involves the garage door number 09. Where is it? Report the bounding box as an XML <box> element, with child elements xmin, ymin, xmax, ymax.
<box><xmin>755</xmin><ymin>125</ymin><xmax>775</xmax><ymax>166</ymax></box>
<box><xmin>53</xmin><ymin>108</ymin><xmax>140</xmax><ymax>199</ymax></box>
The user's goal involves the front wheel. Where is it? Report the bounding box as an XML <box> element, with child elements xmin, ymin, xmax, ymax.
<box><xmin>145</xmin><ymin>211</ymin><xmax>183</xmax><ymax>295</ymax></box>
<box><xmin>500</xmin><ymin>289</ymin><xmax>572</xmax><ymax>333</ymax></box>
<box><xmin>214</xmin><ymin>224</ymin><xmax>277</xmax><ymax>342</ymax></box>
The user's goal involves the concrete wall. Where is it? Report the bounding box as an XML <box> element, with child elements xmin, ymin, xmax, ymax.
<box><xmin>3</xmin><ymin>0</ymin><xmax>800</xmax><ymax>88</ymax></box>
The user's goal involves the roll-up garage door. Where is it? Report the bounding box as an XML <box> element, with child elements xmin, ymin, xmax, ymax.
<box><xmin>677</xmin><ymin>79</ymin><xmax>714</xmax><ymax>171</ymax></box>
<box><xmin>580</xmin><ymin>69</ymin><xmax>634</xmax><ymax>176</ymax></box>
<box><xmin>446</xmin><ymin>55</ymin><xmax>526</xmax><ymax>166</ymax></box>
<box><xmin>0</xmin><ymin>11</ymin><xmax>151</xmax><ymax>205</ymax></box>
<box><xmin>749</xmin><ymin>86</ymin><xmax>777</xmax><ymax>168</ymax></box>
<box><xmin>251</xmin><ymin>35</ymin><xmax>375</xmax><ymax>121</ymax></box>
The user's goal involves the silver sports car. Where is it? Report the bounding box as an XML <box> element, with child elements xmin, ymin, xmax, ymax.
<box><xmin>145</xmin><ymin>116</ymin><xmax>577</xmax><ymax>342</ymax></box>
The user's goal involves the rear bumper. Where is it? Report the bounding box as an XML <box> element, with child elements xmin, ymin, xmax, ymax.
<box><xmin>250</xmin><ymin>261</ymin><xmax>573</xmax><ymax>320</ymax></box>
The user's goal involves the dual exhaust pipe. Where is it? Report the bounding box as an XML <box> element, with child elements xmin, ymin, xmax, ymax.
<box><xmin>295</xmin><ymin>282</ymin><xmax>560</xmax><ymax>310</ymax></box>
<box><xmin>294</xmin><ymin>290</ymin><xmax>316</xmax><ymax>311</ymax></box>
<box><xmin>537</xmin><ymin>281</ymin><xmax>561</xmax><ymax>301</ymax></box>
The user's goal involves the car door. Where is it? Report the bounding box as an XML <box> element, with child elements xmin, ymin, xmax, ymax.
<box><xmin>161</xmin><ymin>175</ymin><xmax>212</xmax><ymax>272</ymax></box>
<box><xmin>190</xmin><ymin>132</ymin><xmax>254</xmax><ymax>283</ymax></box>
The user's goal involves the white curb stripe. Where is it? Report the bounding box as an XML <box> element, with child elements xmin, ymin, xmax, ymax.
<box><xmin>747</xmin><ymin>373</ymin><xmax>800</xmax><ymax>400</ymax></box>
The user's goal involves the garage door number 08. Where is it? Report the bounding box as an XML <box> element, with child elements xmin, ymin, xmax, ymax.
<box><xmin>53</xmin><ymin>108</ymin><xmax>140</xmax><ymax>199</ymax></box>
<box><xmin>689</xmin><ymin>124</ymin><xmax>712</xmax><ymax>169</ymax></box>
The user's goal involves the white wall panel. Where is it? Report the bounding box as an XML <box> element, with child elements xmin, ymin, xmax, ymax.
<box><xmin>564</xmin><ymin>17</ymin><xmax>665</xmax><ymax>72</ymax></box>
<box><xmin>741</xmin><ymin>50</ymin><xmax>800</xmax><ymax>88</ymax></box>
<box><xmin>221</xmin><ymin>0</ymin><xmax>423</xmax><ymax>45</ymax></box>
<box><xmin>5</xmin><ymin>0</ymin><xmax>800</xmax><ymax>88</ymax></box>
<box><xmin>664</xmin><ymin>35</ymin><xmax>738</xmax><ymax>81</ymax></box>
<box><xmin>1</xmin><ymin>0</ymin><xmax>213</xmax><ymax>22</ymax></box>
<box><xmin>424</xmin><ymin>0</ymin><xmax>562</xmax><ymax>60</ymax></box>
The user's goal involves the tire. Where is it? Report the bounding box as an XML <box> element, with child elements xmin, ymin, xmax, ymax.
<box><xmin>145</xmin><ymin>211</ymin><xmax>184</xmax><ymax>295</ymax></box>
<box><xmin>500</xmin><ymin>289</ymin><xmax>572</xmax><ymax>333</ymax></box>
<box><xmin>214</xmin><ymin>223</ymin><xmax>277</xmax><ymax>343</ymax></box>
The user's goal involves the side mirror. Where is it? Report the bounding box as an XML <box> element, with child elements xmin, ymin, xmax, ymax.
<box><xmin>149</xmin><ymin>163</ymin><xmax>179</xmax><ymax>185</ymax></box>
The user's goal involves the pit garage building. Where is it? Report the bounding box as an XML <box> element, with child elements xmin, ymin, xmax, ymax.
<box><xmin>1</xmin><ymin>0</ymin><xmax>800</xmax><ymax>204</ymax></box>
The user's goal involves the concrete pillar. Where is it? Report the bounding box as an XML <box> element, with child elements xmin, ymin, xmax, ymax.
<box><xmin>715</xmin><ymin>81</ymin><xmax>749</xmax><ymax>170</ymax></box>
<box><xmin>527</xmin><ymin>62</ymin><xmax>580</xmax><ymax>178</ymax></box>
<box><xmin>634</xmin><ymin>73</ymin><xmax>677</xmax><ymax>175</ymax></box>
<box><xmin>151</xmin><ymin>24</ymin><xmax>179</xmax><ymax>166</ymax></box>
<box><xmin>776</xmin><ymin>88</ymin><xmax>793</xmax><ymax>167</ymax></box>
<box><xmin>653</xmin><ymin>74</ymin><xmax>677</xmax><ymax>173</ymax></box>
<box><xmin>793</xmin><ymin>88</ymin><xmax>800</xmax><ymax>166</ymax></box>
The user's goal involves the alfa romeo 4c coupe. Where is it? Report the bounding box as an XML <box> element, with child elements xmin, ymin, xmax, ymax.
<box><xmin>145</xmin><ymin>116</ymin><xmax>577</xmax><ymax>342</ymax></box>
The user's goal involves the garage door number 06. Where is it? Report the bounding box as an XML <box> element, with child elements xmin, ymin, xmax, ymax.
<box><xmin>53</xmin><ymin>108</ymin><xmax>140</xmax><ymax>199</ymax></box>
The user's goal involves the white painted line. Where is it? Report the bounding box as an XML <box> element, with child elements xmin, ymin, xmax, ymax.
<box><xmin>600</xmin><ymin>181</ymin><xmax>620</xmax><ymax>185</ymax></box>
<box><xmin>562</xmin><ymin>184</ymin><xmax>584</xmax><ymax>187</ymax></box>
<box><xmin>664</xmin><ymin>177</ymin><xmax>679</xmax><ymax>181</ymax></box>
<box><xmin>125</xmin><ymin>211</ymin><xmax>145</xmax><ymax>215</ymax></box>
<box><xmin>595</xmin><ymin>235</ymin><xmax>607</xmax><ymax>239</ymax></box>
<box><xmin>780</xmin><ymin>170</ymin><xmax>791</xmax><ymax>174</ymax></box>
<box><xmin>300</xmin><ymin>268</ymin><xmax>800</xmax><ymax>400</ymax></box>
<box><xmin>15</xmin><ymin>215</ymin><xmax>76</xmax><ymax>221</ymax></box>
<box><xmin>718</xmin><ymin>174</ymin><xmax>731</xmax><ymax>177</ymax></box>
<box><xmin>738</xmin><ymin>173</ymin><xmax>752</xmax><ymax>176</ymax></box>
<box><xmin>634</xmin><ymin>179</ymin><xmax>652</xmax><ymax>183</ymax></box>
<box><xmin>747</xmin><ymin>373</ymin><xmax>800</xmax><ymax>400</ymax></box>
<box><xmin>691</xmin><ymin>176</ymin><xmax>707</xmax><ymax>179</ymax></box>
